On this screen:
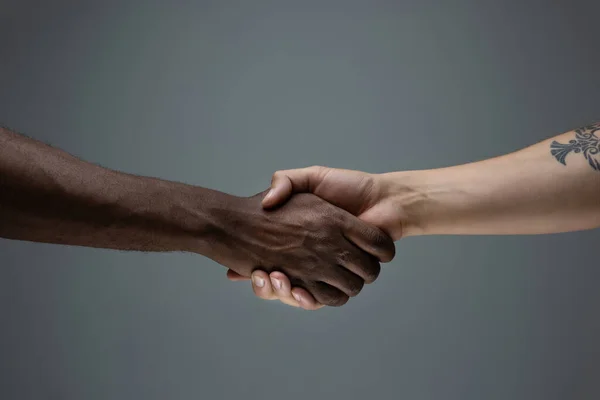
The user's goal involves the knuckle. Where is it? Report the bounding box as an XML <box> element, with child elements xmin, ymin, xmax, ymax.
<box><xmin>307</xmin><ymin>165</ymin><xmax>325</xmax><ymax>174</ymax></box>
<box><xmin>336</xmin><ymin>249</ymin><xmax>355</xmax><ymax>265</ymax></box>
<box><xmin>308</xmin><ymin>165</ymin><xmax>330</xmax><ymax>185</ymax></box>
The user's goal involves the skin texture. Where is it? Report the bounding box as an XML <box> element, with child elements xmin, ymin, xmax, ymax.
<box><xmin>230</xmin><ymin>123</ymin><xmax>600</xmax><ymax>309</ymax></box>
<box><xmin>0</xmin><ymin>127</ymin><xmax>395</xmax><ymax>307</ymax></box>
<box><xmin>206</xmin><ymin>191</ymin><xmax>395</xmax><ymax>306</ymax></box>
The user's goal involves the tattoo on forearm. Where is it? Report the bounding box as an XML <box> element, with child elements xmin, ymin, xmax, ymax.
<box><xmin>550</xmin><ymin>123</ymin><xmax>600</xmax><ymax>171</ymax></box>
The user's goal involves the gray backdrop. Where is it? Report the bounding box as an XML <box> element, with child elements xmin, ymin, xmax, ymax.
<box><xmin>1</xmin><ymin>1</ymin><xmax>599</xmax><ymax>399</ymax></box>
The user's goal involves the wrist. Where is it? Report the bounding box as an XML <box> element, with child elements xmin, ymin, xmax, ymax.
<box><xmin>376</xmin><ymin>171</ymin><xmax>427</xmax><ymax>238</ymax></box>
<box><xmin>378</xmin><ymin>168</ymin><xmax>467</xmax><ymax>237</ymax></box>
<box><xmin>184</xmin><ymin>189</ymin><xmax>248</xmax><ymax>257</ymax></box>
<box><xmin>113</xmin><ymin>173</ymin><xmax>236</xmax><ymax>255</ymax></box>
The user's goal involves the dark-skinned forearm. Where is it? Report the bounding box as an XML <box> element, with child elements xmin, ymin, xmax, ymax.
<box><xmin>0</xmin><ymin>127</ymin><xmax>228</xmax><ymax>255</ymax></box>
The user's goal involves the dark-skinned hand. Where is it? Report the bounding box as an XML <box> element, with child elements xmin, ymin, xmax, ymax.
<box><xmin>206</xmin><ymin>190</ymin><xmax>395</xmax><ymax>307</ymax></box>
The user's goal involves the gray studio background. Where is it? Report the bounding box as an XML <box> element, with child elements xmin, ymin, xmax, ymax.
<box><xmin>1</xmin><ymin>1</ymin><xmax>599</xmax><ymax>399</ymax></box>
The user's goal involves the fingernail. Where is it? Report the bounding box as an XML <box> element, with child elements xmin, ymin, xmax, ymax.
<box><xmin>292</xmin><ymin>292</ymin><xmax>301</xmax><ymax>302</ymax></box>
<box><xmin>271</xmin><ymin>278</ymin><xmax>281</xmax><ymax>290</ymax></box>
<box><xmin>253</xmin><ymin>276</ymin><xmax>265</xmax><ymax>288</ymax></box>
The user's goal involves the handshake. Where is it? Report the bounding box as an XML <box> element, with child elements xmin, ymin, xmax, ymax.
<box><xmin>2</xmin><ymin>123</ymin><xmax>598</xmax><ymax>311</ymax></box>
<box><xmin>1</xmin><ymin>127</ymin><xmax>404</xmax><ymax>311</ymax></box>
<box><xmin>215</xmin><ymin>166</ymin><xmax>407</xmax><ymax>311</ymax></box>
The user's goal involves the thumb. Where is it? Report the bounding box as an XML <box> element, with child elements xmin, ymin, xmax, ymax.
<box><xmin>359</xmin><ymin>204</ymin><xmax>403</xmax><ymax>242</ymax></box>
<box><xmin>262</xmin><ymin>166</ymin><xmax>326</xmax><ymax>209</ymax></box>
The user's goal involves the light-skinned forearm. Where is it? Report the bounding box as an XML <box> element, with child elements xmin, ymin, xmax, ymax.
<box><xmin>383</xmin><ymin>125</ymin><xmax>600</xmax><ymax>236</ymax></box>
